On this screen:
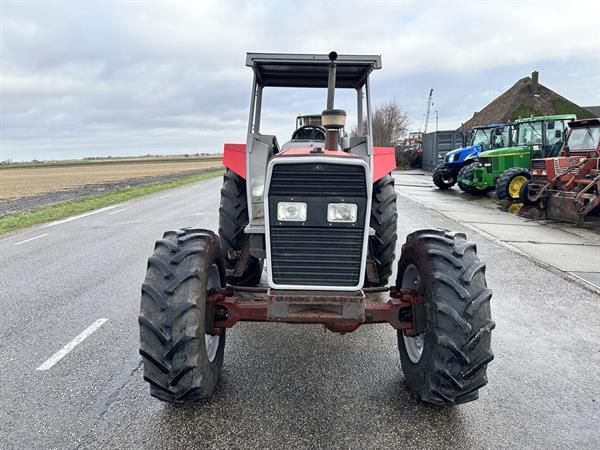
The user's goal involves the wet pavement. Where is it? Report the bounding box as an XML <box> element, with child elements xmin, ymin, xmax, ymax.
<box><xmin>394</xmin><ymin>170</ymin><xmax>600</xmax><ymax>292</ymax></box>
<box><xmin>0</xmin><ymin>174</ymin><xmax>598</xmax><ymax>448</ymax></box>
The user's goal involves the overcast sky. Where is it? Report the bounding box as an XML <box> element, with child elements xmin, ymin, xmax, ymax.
<box><xmin>1</xmin><ymin>0</ymin><xmax>599</xmax><ymax>161</ymax></box>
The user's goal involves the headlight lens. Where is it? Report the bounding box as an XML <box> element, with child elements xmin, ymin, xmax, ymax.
<box><xmin>277</xmin><ymin>202</ymin><xmax>307</xmax><ymax>221</ymax></box>
<box><xmin>327</xmin><ymin>203</ymin><xmax>358</xmax><ymax>223</ymax></box>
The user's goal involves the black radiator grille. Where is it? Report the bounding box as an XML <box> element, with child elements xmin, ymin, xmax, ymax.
<box><xmin>269</xmin><ymin>163</ymin><xmax>366</xmax><ymax>197</ymax></box>
<box><xmin>270</xmin><ymin>227</ymin><xmax>364</xmax><ymax>286</ymax></box>
<box><xmin>531</xmin><ymin>159</ymin><xmax>546</xmax><ymax>170</ymax></box>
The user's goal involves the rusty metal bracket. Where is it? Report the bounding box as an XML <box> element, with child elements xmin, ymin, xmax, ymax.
<box><xmin>205</xmin><ymin>286</ymin><xmax>426</xmax><ymax>334</ymax></box>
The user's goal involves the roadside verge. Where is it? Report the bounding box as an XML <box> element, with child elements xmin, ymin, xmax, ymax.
<box><xmin>0</xmin><ymin>169</ymin><xmax>224</xmax><ymax>236</ymax></box>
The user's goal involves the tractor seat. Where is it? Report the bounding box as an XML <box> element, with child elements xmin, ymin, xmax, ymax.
<box><xmin>291</xmin><ymin>125</ymin><xmax>326</xmax><ymax>141</ymax></box>
<box><xmin>547</xmin><ymin>141</ymin><xmax>563</xmax><ymax>157</ymax></box>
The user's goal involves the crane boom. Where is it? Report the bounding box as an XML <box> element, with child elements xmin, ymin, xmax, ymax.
<box><xmin>423</xmin><ymin>88</ymin><xmax>433</xmax><ymax>134</ymax></box>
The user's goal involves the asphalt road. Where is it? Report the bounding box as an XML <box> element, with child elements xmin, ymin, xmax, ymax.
<box><xmin>0</xmin><ymin>175</ymin><xmax>598</xmax><ymax>449</ymax></box>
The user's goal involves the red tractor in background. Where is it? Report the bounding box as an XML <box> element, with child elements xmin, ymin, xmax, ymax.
<box><xmin>520</xmin><ymin>118</ymin><xmax>600</xmax><ymax>224</ymax></box>
<box><xmin>138</xmin><ymin>52</ymin><xmax>494</xmax><ymax>406</ymax></box>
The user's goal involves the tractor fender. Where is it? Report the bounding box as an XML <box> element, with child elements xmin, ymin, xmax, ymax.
<box><xmin>225</xmin><ymin>144</ymin><xmax>396</xmax><ymax>181</ymax></box>
<box><xmin>223</xmin><ymin>143</ymin><xmax>246</xmax><ymax>178</ymax></box>
<box><xmin>373</xmin><ymin>146</ymin><xmax>396</xmax><ymax>181</ymax></box>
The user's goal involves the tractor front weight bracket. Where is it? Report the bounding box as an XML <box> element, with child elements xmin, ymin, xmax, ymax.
<box><xmin>206</xmin><ymin>286</ymin><xmax>426</xmax><ymax>335</ymax></box>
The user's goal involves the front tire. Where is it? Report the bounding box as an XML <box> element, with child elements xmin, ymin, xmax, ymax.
<box><xmin>495</xmin><ymin>167</ymin><xmax>531</xmax><ymax>201</ymax></box>
<box><xmin>518</xmin><ymin>180</ymin><xmax>539</xmax><ymax>205</ymax></box>
<box><xmin>432</xmin><ymin>164</ymin><xmax>457</xmax><ymax>189</ymax></box>
<box><xmin>139</xmin><ymin>228</ymin><xmax>226</xmax><ymax>403</ymax></box>
<box><xmin>457</xmin><ymin>164</ymin><xmax>492</xmax><ymax>195</ymax></box>
<box><xmin>366</xmin><ymin>175</ymin><xmax>398</xmax><ymax>287</ymax></box>
<box><xmin>396</xmin><ymin>229</ymin><xmax>494</xmax><ymax>405</ymax></box>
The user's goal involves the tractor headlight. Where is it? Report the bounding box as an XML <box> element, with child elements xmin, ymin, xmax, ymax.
<box><xmin>277</xmin><ymin>202</ymin><xmax>307</xmax><ymax>221</ymax></box>
<box><xmin>327</xmin><ymin>203</ymin><xmax>357</xmax><ymax>223</ymax></box>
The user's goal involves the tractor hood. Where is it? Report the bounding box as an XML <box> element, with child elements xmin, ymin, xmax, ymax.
<box><xmin>445</xmin><ymin>144</ymin><xmax>480</xmax><ymax>163</ymax></box>
<box><xmin>478</xmin><ymin>145</ymin><xmax>529</xmax><ymax>158</ymax></box>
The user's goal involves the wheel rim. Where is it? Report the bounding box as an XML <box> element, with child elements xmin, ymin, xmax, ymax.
<box><xmin>526</xmin><ymin>185</ymin><xmax>538</xmax><ymax>203</ymax></box>
<box><xmin>205</xmin><ymin>263</ymin><xmax>221</xmax><ymax>363</ymax></box>
<box><xmin>442</xmin><ymin>174</ymin><xmax>454</xmax><ymax>185</ymax></box>
<box><xmin>508</xmin><ymin>175</ymin><xmax>528</xmax><ymax>199</ymax></box>
<box><xmin>401</xmin><ymin>263</ymin><xmax>425</xmax><ymax>364</ymax></box>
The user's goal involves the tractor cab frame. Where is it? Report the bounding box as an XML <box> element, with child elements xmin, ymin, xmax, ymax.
<box><xmin>242</xmin><ymin>52</ymin><xmax>381</xmax><ymax>230</ymax></box>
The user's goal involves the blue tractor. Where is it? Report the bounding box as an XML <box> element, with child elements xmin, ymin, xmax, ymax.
<box><xmin>432</xmin><ymin>123</ymin><xmax>510</xmax><ymax>189</ymax></box>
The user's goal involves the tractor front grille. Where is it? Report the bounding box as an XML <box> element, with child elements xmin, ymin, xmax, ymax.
<box><xmin>478</xmin><ymin>157</ymin><xmax>492</xmax><ymax>173</ymax></box>
<box><xmin>270</xmin><ymin>227</ymin><xmax>364</xmax><ymax>286</ymax></box>
<box><xmin>531</xmin><ymin>159</ymin><xmax>546</xmax><ymax>170</ymax></box>
<box><xmin>267</xmin><ymin>161</ymin><xmax>367</xmax><ymax>288</ymax></box>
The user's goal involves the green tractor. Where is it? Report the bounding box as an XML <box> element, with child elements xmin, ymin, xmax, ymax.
<box><xmin>457</xmin><ymin>114</ymin><xmax>576</xmax><ymax>199</ymax></box>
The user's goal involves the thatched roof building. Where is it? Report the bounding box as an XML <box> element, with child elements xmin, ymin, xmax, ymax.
<box><xmin>460</xmin><ymin>71</ymin><xmax>592</xmax><ymax>130</ymax></box>
<box><xmin>585</xmin><ymin>106</ymin><xmax>600</xmax><ymax>116</ymax></box>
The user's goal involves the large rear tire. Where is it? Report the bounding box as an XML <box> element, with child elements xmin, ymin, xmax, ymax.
<box><xmin>495</xmin><ymin>167</ymin><xmax>531</xmax><ymax>201</ymax></box>
<box><xmin>432</xmin><ymin>164</ymin><xmax>457</xmax><ymax>189</ymax></box>
<box><xmin>366</xmin><ymin>175</ymin><xmax>398</xmax><ymax>287</ymax></box>
<box><xmin>139</xmin><ymin>228</ymin><xmax>226</xmax><ymax>403</ymax></box>
<box><xmin>396</xmin><ymin>229</ymin><xmax>494</xmax><ymax>405</ymax></box>
<box><xmin>219</xmin><ymin>169</ymin><xmax>263</xmax><ymax>286</ymax></box>
<box><xmin>457</xmin><ymin>164</ymin><xmax>492</xmax><ymax>195</ymax></box>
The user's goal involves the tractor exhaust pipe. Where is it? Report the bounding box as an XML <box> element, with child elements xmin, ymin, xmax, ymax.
<box><xmin>326</xmin><ymin>51</ymin><xmax>337</xmax><ymax>110</ymax></box>
<box><xmin>323</xmin><ymin>51</ymin><xmax>346</xmax><ymax>151</ymax></box>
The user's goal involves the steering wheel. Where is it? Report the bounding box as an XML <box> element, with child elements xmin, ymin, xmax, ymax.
<box><xmin>291</xmin><ymin>125</ymin><xmax>326</xmax><ymax>141</ymax></box>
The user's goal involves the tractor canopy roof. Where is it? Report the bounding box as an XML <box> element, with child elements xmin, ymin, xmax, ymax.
<box><xmin>473</xmin><ymin>123</ymin><xmax>505</xmax><ymax>130</ymax></box>
<box><xmin>246</xmin><ymin>52</ymin><xmax>382</xmax><ymax>89</ymax></box>
<box><xmin>568</xmin><ymin>118</ymin><xmax>600</xmax><ymax>128</ymax></box>
<box><xmin>514</xmin><ymin>114</ymin><xmax>576</xmax><ymax>124</ymax></box>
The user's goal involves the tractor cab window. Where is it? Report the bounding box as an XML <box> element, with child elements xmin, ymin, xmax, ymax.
<box><xmin>567</xmin><ymin>126</ymin><xmax>600</xmax><ymax>151</ymax></box>
<box><xmin>543</xmin><ymin>121</ymin><xmax>565</xmax><ymax>157</ymax></box>
<box><xmin>518</xmin><ymin>121</ymin><xmax>543</xmax><ymax>156</ymax></box>
<box><xmin>522</xmin><ymin>122</ymin><xmax>543</xmax><ymax>145</ymax></box>
<box><xmin>511</xmin><ymin>125</ymin><xmax>518</xmax><ymax>146</ymax></box>
<box><xmin>470</xmin><ymin>129</ymin><xmax>491</xmax><ymax>149</ymax></box>
<box><xmin>494</xmin><ymin>127</ymin><xmax>510</xmax><ymax>148</ymax></box>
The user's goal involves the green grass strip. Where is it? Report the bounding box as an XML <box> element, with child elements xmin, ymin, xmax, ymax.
<box><xmin>0</xmin><ymin>169</ymin><xmax>224</xmax><ymax>236</ymax></box>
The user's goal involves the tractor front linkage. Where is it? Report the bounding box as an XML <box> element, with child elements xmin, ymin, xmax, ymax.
<box><xmin>206</xmin><ymin>286</ymin><xmax>426</xmax><ymax>335</ymax></box>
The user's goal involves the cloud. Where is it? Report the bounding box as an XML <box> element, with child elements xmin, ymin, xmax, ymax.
<box><xmin>1</xmin><ymin>0</ymin><xmax>599</xmax><ymax>160</ymax></box>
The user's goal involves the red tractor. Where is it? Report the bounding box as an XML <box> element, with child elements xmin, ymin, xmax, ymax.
<box><xmin>520</xmin><ymin>118</ymin><xmax>600</xmax><ymax>224</ymax></box>
<box><xmin>138</xmin><ymin>52</ymin><xmax>494</xmax><ymax>405</ymax></box>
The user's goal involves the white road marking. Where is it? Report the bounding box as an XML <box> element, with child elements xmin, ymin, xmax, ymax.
<box><xmin>36</xmin><ymin>318</ymin><xmax>108</xmax><ymax>371</ymax></box>
<box><xmin>14</xmin><ymin>233</ymin><xmax>48</xmax><ymax>246</ymax></box>
<box><xmin>159</xmin><ymin>194</ymin><xmax>170</xmax><ymax>199</ymax></box>
<box><xmin>108</xmin><ymin>208</ymin><xmax>127</xmax><ymax>215</ymax></box>
<box><xmin>190</xmin><ymin>184</ymin><xmax>204</xmax><ymax>189</ymax></box>
<box><xmin>43</xmin><ymin>204</ymin><xmax>128</xmax><ymax>228</ymax></box>
<box><xmin>192</xmin><ymin>212</ymin><xmax>205</xmax><ymax>216</ymax></box>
